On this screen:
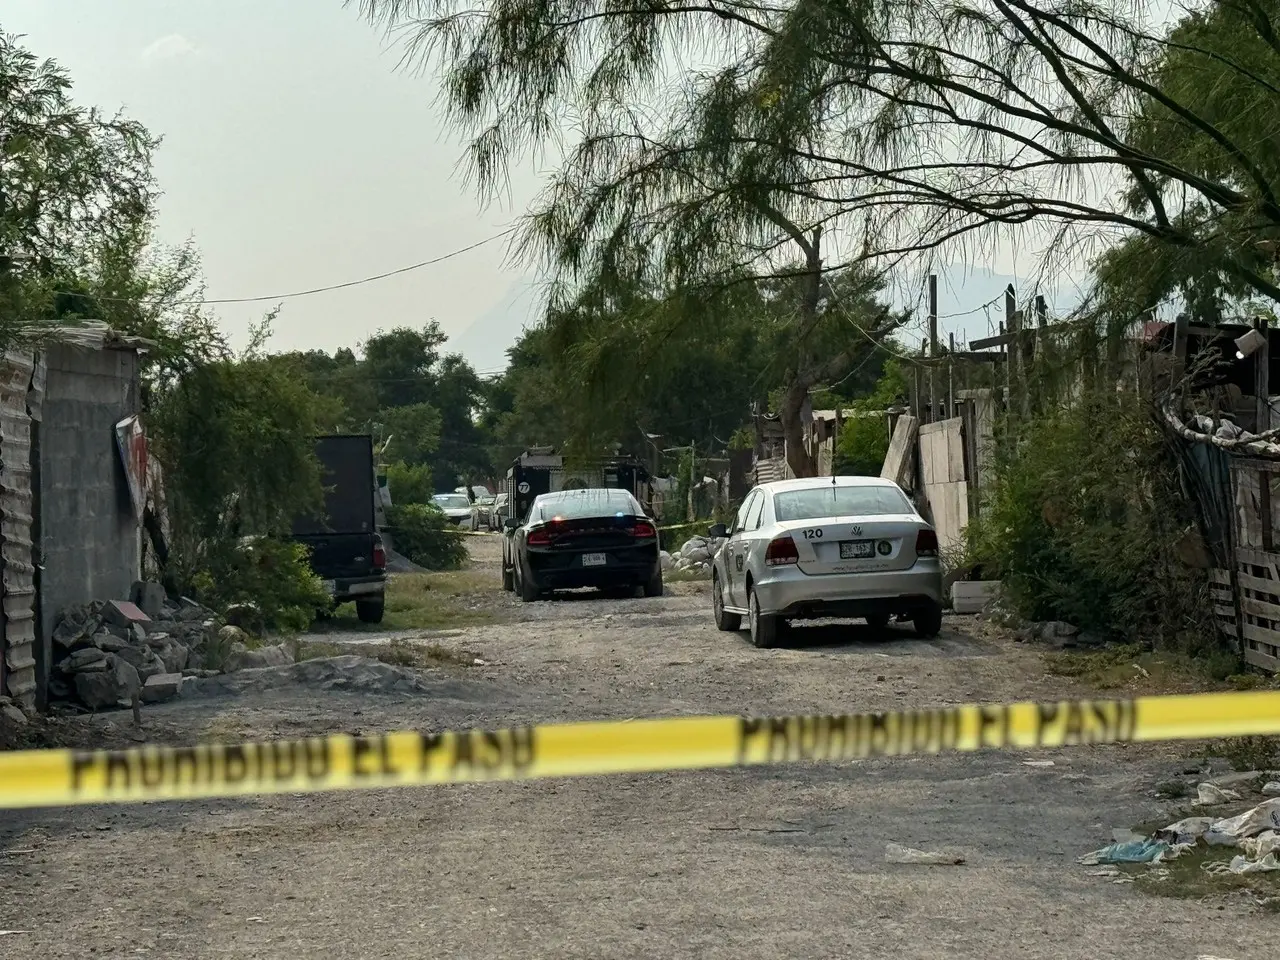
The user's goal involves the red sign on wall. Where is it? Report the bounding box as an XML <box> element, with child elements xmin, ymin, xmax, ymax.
<box><xmin>114</xmin><ymin>415</ymin><xmax>148</xmax><ymax>519</ymax></box>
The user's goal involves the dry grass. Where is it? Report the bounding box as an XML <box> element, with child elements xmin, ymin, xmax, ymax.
<box><xmin>1044</xmin><ymin>644</ymin><xmax>1261</xmax><ymax>696</ymax></box>
<box><xmin>311</xmin><ymin>568</ymin><xmax>503</xmax><ymax>634</ymax></box>
<box><xmin>1131</xmin><ymin>844</ymin><xmax>1280</xmax><ymax>910</ymax></box>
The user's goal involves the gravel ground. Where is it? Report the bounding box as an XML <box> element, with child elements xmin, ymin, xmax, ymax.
<box><xmin>0</xmin><ymin>535</ymin><xmax>1273</xmax><ymax>959</ymax></box>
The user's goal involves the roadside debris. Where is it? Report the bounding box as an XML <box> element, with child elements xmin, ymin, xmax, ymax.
<box><xmin>1195</xmin><ymin>783</ymin><xmax>1244</xmax><ymax>806</ymax></box>
<box><xmin>46</xmin><ymin>583</ymin><xmax>298</xmax><ymax>712</ymax></box>
<box><xmin>884</xmin><ymin>842</ymin><xmax>965</xmax><ymax>865</ymax></box>
<box><xmin>664</xmin><ymin>535</ymin><xmax>722</xmax><ymax>580</ymax></box>
<box><xmin>180</xmin><ymin>656</ymin><xmax>430</xmax><ymax>698</ymax></box>
<box><xmin>1082</xmin><ymin>798</ymin><xmax>1280</xmax><ymax>877</ymax></box>
<box><xmin>1012</xmin><ymin>620</ymin><xmax>1107</xmax><ymax>649</ymax></box>
<box><xmin>1263</xmin><ymin>781</ymin><xmax>1280</xmax><ymax>797</ymax></box>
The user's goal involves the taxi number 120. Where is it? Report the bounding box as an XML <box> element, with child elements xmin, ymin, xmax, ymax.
<box><xmin>802</xmin><ymin>529</ymin><xmax>823</xmax><ymax>540</ymax></box>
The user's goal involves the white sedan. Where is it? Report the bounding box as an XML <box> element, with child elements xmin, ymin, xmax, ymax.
<box><xmin>707</xmin><ymin>476</ymin><xmax>944</xmax><ymax>647</ymax></box>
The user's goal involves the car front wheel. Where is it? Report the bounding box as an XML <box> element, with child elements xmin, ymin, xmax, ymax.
<box><xmin>713</xmin><ymin>573</ymin><xmax>742</xmax><ymax>631</ymax></box>
<box><xmin>748</xmin><ymin>588</ymin><xmax>780</xmax><ymax>648</ymax></box>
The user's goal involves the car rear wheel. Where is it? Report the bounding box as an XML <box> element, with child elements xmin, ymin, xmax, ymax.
<box><xmin>517</xmin><ymin>558</ymin><xmax>541</xmax><ymax>603</ymax></box>
<box><xmin>643</xmin><ymin>566</ymin><xmax>664</xmax><ymax>598</ymax></box>
<box><xmin>748</xmin><ymin>588</ymin><xmax>780</xmax><ymax>649</ymax></box>
<box><xmin>713</xmin><ymin>573</ymin><xmax>742</xmax><ymax>631</ymax></box>
<box><xmin>913</xmin><ymin>603</ymin><xmax>943</xmax><ymax>638</ymax></box>
<box><xmin>356</xmin><ymin>598</ymin><xmax>385</xmax><ymax>624</ymax></box>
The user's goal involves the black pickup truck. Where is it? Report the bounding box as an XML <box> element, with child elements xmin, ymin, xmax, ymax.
<box><xmin>290</xmin><ymin>434</ymin><xmax>387</xmax><ymax>623</ymax></box>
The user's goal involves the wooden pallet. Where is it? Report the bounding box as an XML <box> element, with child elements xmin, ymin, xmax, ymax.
<box><xmin>1211</xmin><ymin>548</ymin><xmax>1280</xmax><ymax>673</ymax></box>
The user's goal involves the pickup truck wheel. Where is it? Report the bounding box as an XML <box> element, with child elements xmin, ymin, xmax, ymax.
<box><xmin>356</xmin><ymin>598</ymin><xmax>385</xmax><ymax>624</ymax></box>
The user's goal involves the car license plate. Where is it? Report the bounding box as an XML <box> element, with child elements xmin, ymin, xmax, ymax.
<box><xmin>840</xmin><ymin>540</ymin><xmax>875</xmax><ymax>560</ymax></box>
<box><xmin>583</xmin><ymin>553</ymin><xmax>607</xmax><ymax>567</ymax></box>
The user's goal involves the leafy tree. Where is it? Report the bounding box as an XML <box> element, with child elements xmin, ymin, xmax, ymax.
<box><xmin>149</xmin><ymin>317</ymin><xmax>333</xmax><ymax>615</ymax></box>
<box><xmin>832</xmin><ymin>357</ymin><xmax>908</xmax><ymax>476</ymax></box>
<box><xmin>378</xmin><ymin>401</ymin><xmax>442</xmax><ymax>466</ymax></box>
<box><xmin>0</xmin><ymin>31</ymin><xmax>159</xmax><ymax>346</ymax></box>
<box><xmin>386</xmin><ymin>460</ymin><xmax>434</xmax><ymax>505</ymax></box>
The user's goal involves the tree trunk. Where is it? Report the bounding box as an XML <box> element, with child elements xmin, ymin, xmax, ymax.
<box><xmin>779</xmin><ymin>380</ymin><xmax>817</xmax><ymax>478</ymax></box>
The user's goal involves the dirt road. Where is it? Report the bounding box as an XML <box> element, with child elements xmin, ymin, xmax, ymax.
<box><xmin>1</xmin><ymin>536</ymin><xmax>1272</xmax><ymax>959</ymax></box>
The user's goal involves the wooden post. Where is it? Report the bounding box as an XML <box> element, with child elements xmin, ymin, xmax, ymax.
<box><xmin>921</xmin><ymin>337</ymin><xmax>931</xmax><ymax>423</ymax></box>
<box><xmin>1256</xmin><ymin>316</ymin><xmax>1272</xmax><ymax>549</ymax></box>
<box><xmin>1171</xmin><ymin>311</ymin><xmax>1190</xmax><ymax>394</ymax></box>
<box><xmin>947</xmin><ymin>332</ymin><xmax>955</xmax><ymax>420</ymax></box>
<box><xmin>928</xmin><ymin>277</ymin><xmax>938</xmax><ymax>427</ymax></box>
<box><xmin>1004</xmin><ymin>282</ymin><xmax>1017</xmax><ymax>417</ymax></box>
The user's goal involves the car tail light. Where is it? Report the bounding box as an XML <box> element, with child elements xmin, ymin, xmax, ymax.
<box><xmin>526</xmin><ymin>527</ymin><xmax>552</xmax><ymax>546</ymax></box>
<box><xmin>915</xmin><ymin>528</ymin><xmax>939</xmax><ymax>557</ymax></box>
<box><xmin>372</xmin><ymin>538</ymin><xmax>387</xmax><ymax>570</ymax></box>
<box><xmin>629</xmin><ymin>519</ymin><xmax>657</xmax><ymax>539</ymax></box>
<box><xmin>765</xmin><ymin>535</ymin><xmax>799</xmax><ymax>566</ymax></box>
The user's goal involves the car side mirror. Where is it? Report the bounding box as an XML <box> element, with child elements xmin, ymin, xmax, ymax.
<box><xmin>503</xmin><ymin>517</ymin><xmax>519</xmax><ymax>532</ymax></box>
<box><xmin>707</xmin><ymin>522</ymin><xmax>728</xmax><ymax>539</ymax></box>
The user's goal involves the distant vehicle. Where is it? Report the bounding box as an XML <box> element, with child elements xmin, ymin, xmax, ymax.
<box><xmin>500</xmin><ymin>449</ymin><xmax>653</xmax><ymax>531</ymax></box>
<box><xmin>707</xmin><ymin>476</ymin><xmax>943</xmax><ymax>648</ymax></box>
<box><xmin>502</xmin><ymin>488</ymin><xmax>662</xmax><ymax>601</ymax></box>
<box><xmin>289</xmin><ymin>434</ymin><xmax>387</xmax><ymax>624</ymax></box>
<box><xmin>470</xmin><ymin>494</ymin><xmax>497</xmax><ymax>531</ymax></box>
<box><xmin>488</xmin><ymin>492</ymin><xmax>510</xmax><ymax>530</ymax></box>
<box><xmin>432</xmin><ymin>492</ymin><xmax>474</xmax><ymax>528</ymax></box>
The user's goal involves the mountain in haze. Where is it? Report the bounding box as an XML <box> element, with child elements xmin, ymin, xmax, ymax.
<box><xmin>451</xmin><ymin>265</ymin><xmax>1088</xmax><ymax>375</ymax></box>
<box><xmin>449</xmin><ymin>277</ymin><xmax>542</xmax><ymax>375</ymax></box>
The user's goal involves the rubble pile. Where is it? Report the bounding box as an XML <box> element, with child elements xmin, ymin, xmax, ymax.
<box><xmin>48</xmin><ymin>583</ymin><xmax>294</xmax><ymax>711</ymax></box>
<box><xmin>661</xmin><ymin>535</ymin><xmax>723</xmax><ymax>580</ymax></box>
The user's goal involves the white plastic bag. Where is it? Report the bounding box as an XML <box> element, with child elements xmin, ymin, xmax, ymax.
<box><xmin>1211</xmin><ymin>798</ymin><xmax>1280</xmax><ymax>840</ymax></box>
<box><xmin>1194</xmin><ymin>783</ymin><xmax>1242</xmax><ymax>806</ymax></box>
<box><xmin>885</xmin><ymin>842</ymin><xmax>965</xmax><ymax>865</ymax></box>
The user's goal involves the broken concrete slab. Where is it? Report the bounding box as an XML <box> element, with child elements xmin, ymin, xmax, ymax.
<box><xmin>141</xmin><ymin>672</ymin><xmax>184</xmax><ymax>703</ymax></box>
<box><xmin>113</xmin><ymin>643</ymin><xmax>166</xmax><ymax>683</ymax></box>
<box><xmin>130</xmin><ymin>580</ymin><xmax>167</xmax><ymax>620</ymax></box>
<box><xmin>62</xmin><ymin>648</ymin><xmax>108</xmax><ymax>673</ymax></box>
<box><xmin>75</xmin><ymin>656</ymin><xmax>141</xmax><ymax>709</ymax></box>
<box><xmin>102</xmin><ymin>599</ymin><xmax>151</xmax><ymax>629</ymax></box>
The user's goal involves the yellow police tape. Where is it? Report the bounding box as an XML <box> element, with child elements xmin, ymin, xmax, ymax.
<box><xmin>1</xmin><ymin>690</ymin><xmax>1279</xmax><ymax>809</ymax></box>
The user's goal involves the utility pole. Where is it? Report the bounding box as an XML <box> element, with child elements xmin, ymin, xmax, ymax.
<box><xmin>1004</xmin><ymin>284</ymin><xmax>1018</xmax><ymax>418</ymax></box>
<box><xmin>927</xmin><ymin>274</ymin><xmax>938</xmax><ymax>424</ymax></box>
<box><xmin>687</xmin><ymin>443</ymin><xmax>696</xmax><ymax>523</ymax></box>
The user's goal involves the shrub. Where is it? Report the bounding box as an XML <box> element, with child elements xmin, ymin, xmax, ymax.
<box><xmin>964</xmin><ymin>390</ymin><xmax>1213</xmax><ymax>649</ymax></box>
<box><xmin>386</xmin><ymin>504</ymin><xmax>468</xmax><ymax>570</ymax></box>
<box><xmin>386</xmin><ymin>460</ymin><xmax>434</xmax><ymax>505</ymax></box>
<box><xmin>189</xmin><ymin>537</ymin><xmax>332</xmax><ymax>633</ymax></box>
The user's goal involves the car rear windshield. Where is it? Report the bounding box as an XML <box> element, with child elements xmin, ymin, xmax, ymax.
<box><xmin>772</xmin><ymin>485</ymin><xmax>913</xmax><ymax>522</ymax></box>
<box><xmin>537</xmin><ymin>490</ymin><xmax>640</xmax><ymax>521</ymax></box>
<box><xmin>433</xmin><ymin>495</ymin><xmax>470</xmax><ymax>510</ymax></box>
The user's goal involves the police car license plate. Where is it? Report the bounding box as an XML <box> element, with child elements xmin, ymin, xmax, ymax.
<box><xmin>583</xmin><ymin>553</ymin><xmax>607</xmax><ymax>567</ymax></box>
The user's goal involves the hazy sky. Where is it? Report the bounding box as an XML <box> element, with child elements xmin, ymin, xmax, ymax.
<box><xmin>6</xmin><ymin>0</ymin><xmax>546</xmax><ymax>373</ymax></box>
<box><xmin>6</xmin><ymin>1</ymin><xmax>1086</xmax><ymax>369</ymax></box>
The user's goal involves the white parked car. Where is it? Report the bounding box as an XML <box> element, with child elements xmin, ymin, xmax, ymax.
<box><xmin>431</xmin><ymin>492</ymin><xmax>474</xmax><ymax>528</ymax></box>
<box><xmin>707</xmin><ymin>476</ymin><xmax>944</xmax><ymax>648</ymax></box>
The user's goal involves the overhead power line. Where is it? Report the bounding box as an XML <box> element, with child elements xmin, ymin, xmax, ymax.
<box><xmin>58</xmin><ymin>228</ymin><xmax>517</xmax><ymax>306</ymax></box>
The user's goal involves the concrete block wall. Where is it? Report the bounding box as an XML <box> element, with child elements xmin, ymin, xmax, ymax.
<box><xmin>36</xmin><ymin>345</ymin><xmax>141</xmax><ymax>684</ymax></box>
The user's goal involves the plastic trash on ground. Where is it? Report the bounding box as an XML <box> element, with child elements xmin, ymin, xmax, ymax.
<box><xmin>1194</xmin><ymin>783</ymin><xmax>1243</xmax><ymax>806</ymax></box>
<box><xmin>1210</xmin><ymin>798</ymin><xmax>1280</xmax><ymax>840</ymax></box>
<box><xmin>1228</xmin><ymin>852</ymin><xmax>1280</xmax><ymax>874</ymax></box>
<box><xmin>1239</xmin><ymin>829</ymin><xmax>1280</xmax><ymax>860</ymax></box>
<box><xmin>1155</xmin><ymin>817</ymin><xmax>1215</xmax><ymax>845</ymax></box>
<box><xmin>1077</xmin><ymin>838</ymin><xmax>1170</xmax><ymax>865</ymax></box>
<box><xmin>884</xmin><ymin>842</ymin><xmax>965</xmax><ymax>865</ymax></box>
